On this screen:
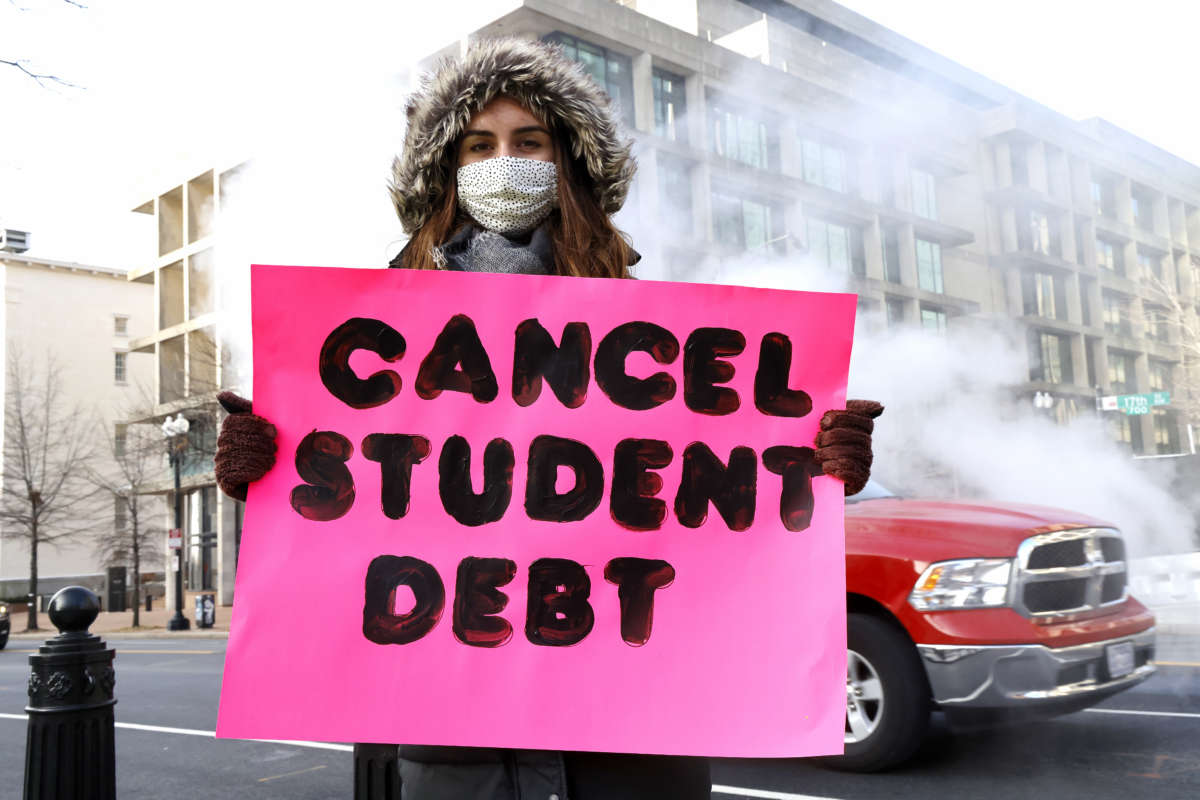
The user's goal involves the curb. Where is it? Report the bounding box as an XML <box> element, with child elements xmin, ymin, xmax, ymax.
<box><xmin>8</xmin><ymin>630</ymin><xmax>230</xmax><ymax>640</ymax></box>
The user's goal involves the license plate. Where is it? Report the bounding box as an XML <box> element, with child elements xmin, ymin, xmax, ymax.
<box><xmin>1106</xmin><ymin>641</ymin><xmax>1135</xmax><ymax>678</ymax></box>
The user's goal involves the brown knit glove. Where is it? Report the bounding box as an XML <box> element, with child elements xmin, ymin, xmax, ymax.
<box><xmin>814</xmin><ymin>399</ymin><xmax>884</xmax><ymax>496</ymax></box>
<box><xmin>214</xmin><ymin>391</ymin><xmax>277</xmax><ymax>502</ymax></box>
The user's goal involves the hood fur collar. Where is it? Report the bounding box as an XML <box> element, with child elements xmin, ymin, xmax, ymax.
<box><xmin>390</xmin><ymin>37</ymin><xmax>637</xmax><ymax>235</ymax></box>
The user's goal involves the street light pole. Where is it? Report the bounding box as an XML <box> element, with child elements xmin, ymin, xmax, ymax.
<box><xmin>163</xmin><ymin>414</ymin><xmax>190</xmax><ymax>632</ymax></box>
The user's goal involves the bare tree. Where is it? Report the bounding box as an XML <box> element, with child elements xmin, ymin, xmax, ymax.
<box><xmin>89</xmin><ymin>417</ymin><xmax>165</xmax><ymax>628</ymax></box>
<box><xmin>1144</xmin><ymin>269</ymin><xmax>1200</xmax><ymax>440</ymax></box>
<box><xmin>2</xmin><ymin>0</ymin><xmax>86</xmax><ymax>89</ymax></box>
<box><xmin>0</xmin><ymin>350</ymin><xmax>102</xmax><ymax>630</ymax></box>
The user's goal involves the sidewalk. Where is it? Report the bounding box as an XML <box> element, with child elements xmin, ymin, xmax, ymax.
<box><xmin>9</xmin><ymin>606</ymin><xmax>230</xmax><ymax>639</ymax></box>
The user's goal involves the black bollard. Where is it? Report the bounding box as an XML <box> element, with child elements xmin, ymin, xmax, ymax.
<box><xmin>354</xmin><ymin>743</ymin><xmax>400</xmax><ymax>799</ymax></box>
<box><xmin>24</xmin><ymin>586</ymin><xmax>116</xmax><ymax>800</ymax></box>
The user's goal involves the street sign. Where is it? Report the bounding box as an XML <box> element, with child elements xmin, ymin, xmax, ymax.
<box><xmin>1099</xmin><ymin>392</ymin><xmax>1170</xmax><ymax>416</ymax></box>
<box><xmin>168</xmin><ymin>529</ymin><xmax>182</xmax><ymax>550</ymax></box>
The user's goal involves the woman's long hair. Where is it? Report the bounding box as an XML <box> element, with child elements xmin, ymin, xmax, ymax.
<box><xmin>396</xmin><ymin>125</ymin><xmax>634</xmax><ymax>279</ymax></box>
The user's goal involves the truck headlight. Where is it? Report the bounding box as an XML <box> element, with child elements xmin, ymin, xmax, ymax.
<box><xmin>909</xmin><ymin>558</ymin><xmax>1012</xmax><ymax>611</ymax></box>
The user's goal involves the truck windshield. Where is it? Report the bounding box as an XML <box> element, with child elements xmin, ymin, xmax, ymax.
<box><xmin>846</xmin><ymin>478</ymin><xmax>896</xmax><ymax>503</ymax></box>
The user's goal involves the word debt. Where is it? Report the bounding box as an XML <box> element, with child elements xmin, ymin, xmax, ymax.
<box><xmin>363</xmin><ymin>555</ymin><xmax>675</xmax><ymax>648</ymax></box>
<box><xmin>293</xmin><ymin>432</ymin><xmax>822</xmax><ymax>533</ymax></box>
<box><xmin>321</xmin><ymin>316</ymin><xmax>814</xmax><ymax>417</ymax></box>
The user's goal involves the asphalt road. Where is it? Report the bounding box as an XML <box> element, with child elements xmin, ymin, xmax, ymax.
<box><xmin>0</xmin><ymin>635</ymin><xmax>1197</xmax><ymax>799</ymax></box>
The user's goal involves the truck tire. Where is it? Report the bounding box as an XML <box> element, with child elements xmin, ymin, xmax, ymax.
<box><xmin>823</xmin><ymin>612</ymin><xmax>930</xmax><ymax>772</ymax></box>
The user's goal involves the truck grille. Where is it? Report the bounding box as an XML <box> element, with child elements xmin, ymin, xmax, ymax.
<box><xmin>1013</xmin><ymin>528</ymin><xmax>1127</xmax><ymax>617</ymax></box>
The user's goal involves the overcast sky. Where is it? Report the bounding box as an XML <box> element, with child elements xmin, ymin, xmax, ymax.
<box><xmin>2</xmin><ymin>0</ymin><xmax>1196</xmax><ymax>269</ymax></box>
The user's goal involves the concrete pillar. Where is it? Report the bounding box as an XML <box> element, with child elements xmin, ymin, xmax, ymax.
<box><xmin>898</xmin><ymin>224</ymin><xmax>918</xmax><ymax>288</ymax></box>
<box><xmin>217</xmin><ymin>493</ymin><xmax>239</xmax><ymax>606</ymax></box>
<box><xmin>692</xmin><ymin>162</ymin><xmax>713</xmax><ymax>243</ymax></box>
<box><xmin>1069</xmin><ymin>334</ymin><xmax>1087</xmax><ymax>387</ymax></box>
<box><xmin>1115</xmin><ymin>176</ymin><xmax>1133</xmax><ymax>225</ymax></box>
<box><xmin>1153</xmin><ymin>193</ymin><xmax>1170</xmax><ymax>238</ymax></box>
<box><xmin>631</xmin><ymin>52</ymin><xmax>654</xmax><ymax>134</ymax></box>
<box><xmin>1061</xmin><ymin>212</ymin><xmax>1077</xmax><ymax>265</ymax></box>
<box><xmin>863</xmin><ymin>218</ymin><xmax>884</xmax><ymax>281</ymax></box>
<box><xmin>1084</xmin><ymin>276</ymin><xmax>1103</xmax><ymax>329</ymax></box>
<box><xmin>1064</xmin><ymin>272</ymin><xmax>1082</xmax><ymax>325</ymax></box>
<box><xmin>1094</xmin><ymin>340</ymin><xmax>1111</xmax><ymax>391</ymax></box>
<box><xmin>993</xmin><ymin>140</ymin><xmax>1013</xmax><ymax>188</ymax></box>
<box><xmin>1134</xmin><ymin>353</ymin><xmax>1153</xmax><ymax>452</ymax></box>
<box><xmin>1028</xmin><ymin>141</ymin><xmax>1049</xmax><ymax>194</ymax></box>
<box><xmin>685</xmin><ymin>73</ymin><xmax>707</xmax><ymax>152</ymax></box>
<box><xmin>1004</xmin><ymin>268</ymin><xmax>1023</xmax><ymax>316</ymax></box>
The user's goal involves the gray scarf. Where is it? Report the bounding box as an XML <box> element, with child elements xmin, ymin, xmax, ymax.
<box><xmin>432</xmin><ymin>223</ymin><xmax>553</xmax><ymax>275</ymax></box>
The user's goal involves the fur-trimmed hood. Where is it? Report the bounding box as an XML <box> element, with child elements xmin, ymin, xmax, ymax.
<box><xmin>390</xmin><ymin>37</ymin><xmax>637</xmax><ymax>235</ymax></box>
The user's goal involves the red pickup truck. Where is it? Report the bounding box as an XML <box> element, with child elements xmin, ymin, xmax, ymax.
<box><xmin>834</xmin><ymin>480</ymin><xmax>1157</xmax><ymax>771</ymax></box>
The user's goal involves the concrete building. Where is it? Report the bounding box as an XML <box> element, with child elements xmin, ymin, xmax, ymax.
<box><xmin>0</xmin><ymin>237</ymin><xmax>155</xmax><ymax>599</ymax></box>
<box><xmin>422</xmin><ymin>0</ymin><xmax>1198</xmax><ymax>455</ymax></box>
<box><xmin>125</xmin><ymin>164</ymin><xmax>247</xmax><ymax>612</ymax></box>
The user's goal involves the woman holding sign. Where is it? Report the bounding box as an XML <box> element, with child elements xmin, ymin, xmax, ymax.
<box><xmin>215</xmin><ymin>37</ymin><xmax>882</xmax><ymax>800</ymax></box>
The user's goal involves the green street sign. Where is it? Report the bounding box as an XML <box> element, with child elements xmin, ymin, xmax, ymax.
<box><xmin>1113</xmin><ymin>392</ymin><xmax>1170</xmax><ymax>416</ymax></box>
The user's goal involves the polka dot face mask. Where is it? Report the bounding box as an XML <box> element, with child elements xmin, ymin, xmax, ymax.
<box><xmin>456</xmin><ymin>156</ymin><xmax>559</xmax><ymax>235</ymax></box>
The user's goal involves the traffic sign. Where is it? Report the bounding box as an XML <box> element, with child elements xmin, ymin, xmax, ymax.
<box><xmin>1100</xmin><ymin>392</ymin><xmax>1170</xmax><ymax>416</ymax></box>
<box><xmin>168</xmin><ymin>529</ymin><xmax>183</xmax><ymax>550</ymax></box>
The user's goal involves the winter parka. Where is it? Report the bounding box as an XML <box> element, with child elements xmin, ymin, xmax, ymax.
<box><xmin>382</xmin><ymin>37</ymin><xmax>711</xmax><ymax>799</ymax></box>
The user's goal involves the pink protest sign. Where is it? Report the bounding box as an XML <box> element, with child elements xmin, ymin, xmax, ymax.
<box><xmin>216</xmin><ymin>264</ymin><xmax>855</xmax><ymax>757</ymax></box>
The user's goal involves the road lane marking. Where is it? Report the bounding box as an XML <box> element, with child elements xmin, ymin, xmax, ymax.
<box><xmin>0</xmin><ymin>714</ymin><xmax>353</xmax><ymax>751</ymax></box>
<box><xmin>1085</xmin><ymin>708</ymin><xmax>1200</xmax><ymax>720</ymax></box>
<box><xmin>7</xmin><ymin>649</ymin><xmax>217</xmax><ymax>655</ymax></box>
<box><xmin>259</xmin><ymin>765</ymin><xmax>327</xmax><ymax>783</ymax></box>
<box><xmin>1155</xmin><ymin>660</ymin><xmax>1200</xmax><ymax>667</ymax></box>
<box><xmin>712</xmin><ymin>787</ymin><xmax>840</xmax><ymax>800</ymax></box>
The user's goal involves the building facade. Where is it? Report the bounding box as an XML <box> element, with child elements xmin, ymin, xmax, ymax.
<box><xmin>430</xmin><ymin>0</ymin><xmax>1197</xmax><ymax>454</ymax></box>
<box><xmin>125</xmin><ymin>164</ymin><xmax>247</xmax><ymax>611</ymax></box>
<box><xmin>0</xmin><ymin>243</ymin><xmax>154</xmax><ymax>598</ymax></box>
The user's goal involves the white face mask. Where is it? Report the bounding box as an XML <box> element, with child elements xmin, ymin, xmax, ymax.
<box><xmin>456</xmin><ymin>156</ymin><xmax>559</xmax><ymax>235</ymax></box>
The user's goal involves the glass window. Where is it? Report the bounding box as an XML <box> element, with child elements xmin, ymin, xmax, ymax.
<box><xmin>1108</xmin><ymin>350</ymin><xmax>1135</xmax><ymax>394</ymax></box>
<box><xmin>1091</xmin><ymin>177</ymin><xmax>1115</xmax><ymax>217</ymax></box>
<box><xmin>712</xmin><ymin>190</ymin><xmax>784</xmax><ymax>254</ymax></box>
<box><xmin>1137</xmin><ymin>247</ymin><xmax>1163</xmax><ymax>281</ymax></box>
<box><xmin>1011</xmin><ymin>143</ymin><xmax>1029</xmax><ymax>186</ymax></box>
<box><xmin>807</xmin><ymin>217</ymin><xmax>864</xmax><ymax>276</ymax></box>
<box><xmin>114</xmin><ymin>315</ymin><xmax>129</xmax><ymax>336</ymax></box>
<box><xmin>1102</xmin><ymin>292</ymin><xmax>1131</xmax><ymax>336</ymax></box>
<box><xmin>657</xmin><ymin>155</ymin><xmax>692</xmax><ymax>235</ymax></box>
<box><xmin>543</xmin><ymin>33</ymin><xmax>634</xmax><ymax>125</ymax></box>
<box><xmin>709</xmin><ymin>97</ymin><xmax>776</xmax><ymax>169</ymax></box>
<box><xmin>911</xmin><ymin>168</ymin><xmax>937</xmax><ymax>219</ymax></box>
<box><xmin>882</xmin><ymin>227</ymin><xmax>901</xmax><ymax>283</ymax></box>
<box><xmin>800</xmin><ymin>138</ymin><xmax>848</xmax><ymax>193</ymax></box>
<box><xmin>1149</xmin><ymin>360</ymin><xmax>1171</xmax><ymax>393</ymax></box>
<box><xmin>114</xmin><ymin>424</ymin><xmax>127</xmax><ymax>458</ymax></box>
<box><xmin>114</xmin><ymin>497</ymin><xmax>126</xmax><ymax>533</ymax></box>
<box><xmin>114</xmin><ymin>351</ymin><xmax>127</xmax><ymax>383</ymax></box>
<box><xmin>1132</xmin><ymin>189</ymin><xmax>1155</xmax><ymax>231</ymax></box>
<box><xmin>1145</xmin><ymin>306</ymin><xmax>1168</xmax><ymax>342</ymax></box>
<box><xmin>885</xmin><ymin>297</ymin><xmax>906</xmax><ymax>327</ymax></box>
<box><xmin>651</xmin><ymin>68</ymin><xmax>686</xmax><ymax>143</ymax></box>
<box><xmin>1029</xmin><ymin>330</ymin><xmax>1072</xmax><ymax>383</ymax></box>
<box><xmin>1154</xmin><ymin>409</ymin><xmax>1178</xmax><ymax>454</ymax></box>
<box><xmin>1095</xmin><ymin>237</ymin><xmax>1123</xmax><ymax>274</ymax></box>
<box><xmin>1022</xmin><ymin>272</ymin><xmax>1062</xmax><ymax>319</ymax></box>
<box><xmin>915</xmin><ymin>239</ymin><xmax>943</xmax><ymax>293</ymax></box>
<box><xmin>920</xmin><ymin>305</ymin><xmax>947</xmax><ymax>334</ymax></box>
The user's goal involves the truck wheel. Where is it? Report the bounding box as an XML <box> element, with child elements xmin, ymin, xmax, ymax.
<box><xmin>823</xmin><ymin>612</ymin><xmax>930</xmax><ymax>772</ymax></box>
<box><xmin>0</xmin><ymin>632</ymin><xmax>7</xmax><ymax>650</ymax></box>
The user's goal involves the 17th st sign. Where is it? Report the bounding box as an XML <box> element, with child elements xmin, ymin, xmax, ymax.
<box><xmin>1100</xmin><ymin>392</ymin><xmax>1171</xmax><ymax>416</ymax></box>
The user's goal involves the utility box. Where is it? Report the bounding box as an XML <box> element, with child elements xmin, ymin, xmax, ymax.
<box><xmin>195</xmin><ymin>594</ymin><xmax>215</xmax><ymax>629</ymax></box>
<box><xmin>107</xmin><ymin>567</ymin><xmax>127</xmax><ymax>613</ymax></box>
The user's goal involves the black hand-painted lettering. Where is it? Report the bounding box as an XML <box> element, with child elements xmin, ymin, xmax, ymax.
<box><xmin>754</xmin><ymin>333</ymin><xmax>813</xmax><ymax>417</ymax></box>
<box><xmin>525</xmin><ymin>558</ymin><xmax>594</xmax><ymax>646</ymax></box>
<box><xmin>683</xmin><ymin>327</ymin><xmax>745</xmax><ymax>415</ymax></box>
<box><xmin>361</xmin><ymin>434</ymin><xmax>431</xmax><ymax>520</ymax></box>
<box><xmin>362</xmin><ymin>555</ymin><xmax>445</xmax><ymax>645</ymax></box>
<box><xmin>610</xmin><ymin>439</ymin><xmax>673</xmax><ymax>531</ymax></box>
<box><xmin>673</xmin><ymin>443</ymin><xmax>757</xmax><ymax>531</ymax></box>
<box><xmin>604</xmin><ymin>558</ymin><xmax>676</xmax><ymax>646</ymax></box>
<box><xmin>415</xmin><ymin>314</ymin><xmax>498</xmax><ymax>402</ymax></box>
<box><xmin>594</xmin><ymin>322</ymin><xmax>679</xmax><ymax>410</ymax></box>
<box><xmin>512</xmin><ymin>320</ymin><xmax>591</xmax><ymax>408</ymax></box>
<box><xmin>763</xmin><ymin>446</ymin><xmax>821</xmax><ymax>532</ymax></box>
<box><xmin>318</xmin><ymin>318</ymin><xmax>406</xmax><ymax>409</ymax></box>
<box><xmin>290</xmin><ymin>431</ymin><xmax>355</xmax><ymax>521</ymax></box>
<box><xmin>452</xmin><ymin>557</ymin><xmax>517</xmax><ymax>648</ymax></box>
<box><xmin>438</xmin><ymin>436</ymin><xmax>514</xmax><ymax>526</ymax></box>
<box><xmin>525</xmin><ymin>435</ymin><xmax>603</xmax><ymax>522</ymax></box>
